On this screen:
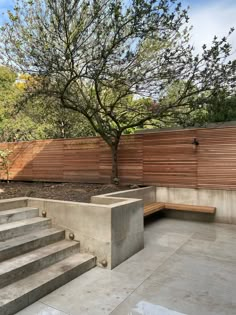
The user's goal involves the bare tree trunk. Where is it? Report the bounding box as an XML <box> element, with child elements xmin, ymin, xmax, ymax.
<box><xmin>111</xmin><ymin>141</ymin><xmax>119</xmax><ymax>185</ymax></box>
<box><xmin>6</xmin><ymin>170</ymin><xmax>9</xmax><ymax>183</ymax></box>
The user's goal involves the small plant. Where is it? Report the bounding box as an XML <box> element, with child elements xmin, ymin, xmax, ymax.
<box><xmin>0</xmin><ymin>149</ymin><xmax>12</xmax><ymax>183</ymax></box>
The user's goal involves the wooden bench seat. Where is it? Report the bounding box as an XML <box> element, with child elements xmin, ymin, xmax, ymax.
<box><xmin>144</xmin><ymin>202</ymin><xmax>216</xmax><ymax>217</ymax></box>
<box><xmin>164</xmin><ymin>203</ymin><xmax>216</xmax><ymax>214</ymax></box>
<box><xmin>144</xmin><ymin>202</ymin><xmax>165</xmax><ymax>217</ymax></box>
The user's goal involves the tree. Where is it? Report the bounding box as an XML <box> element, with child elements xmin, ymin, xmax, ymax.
<box><xmin>0</xmin><ymin>0</ymin><xmax>235</xmax><ymax>183</ymax></box>
<box><xmin>0</xmin><ymin>66</ymin><xmax>52</xmax><ymax>141</ymax></box>
<box><xmin>0</xmin><ymin>66</ymin><xmax>24</xmax><ymax>141</ymax></box>
<box><xmin>0</xmin><ymin>67</ymin><xmax>94</xmax><ymax>141</ymax></box>
<box><xmin>205</xmin><ymin>92</ymin><xmax>236</xmax><ymax>123</ymax></box>
<box><xmin>0</xmin><ymin>66</ymin><xmax>18</xmax><ymax>108</ymax></box>
<box><xmin>0</xmin><ymin>149</ymin><xmax>12</xmax><ymax>183</ymax></box>
<box><xmin>20</xmin><ymin>96</ymin><xmax>96</xmax><ymax>139</ymax></box>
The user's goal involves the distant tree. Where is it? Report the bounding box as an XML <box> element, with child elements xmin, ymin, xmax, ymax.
<box><xmin>0</xmin><ymin>66</ymin><xmax>17</xmax><ymax>90</ymax></box>
<box><xmin>23</xmin><ymin>98</ymin><xmax>96</xmax><ymax>139</ymax></box>
<box><xmin>0</xmin><ymin>66</ymin><xmax>18</xmax><ymax>105</ymax></box>
<box><xmin>0</xmin><ymin>67</ymin><xmax>94</xmax><ymax>141</ymax></box>
<box><xmin>205</xmin><ymin>91</ymin><xmax>236</xmax><ymax>123</ymax></box>
<box><xmin>0</xmin><ymin>66</ymin><xmax>51</xmax><ymax>141</ymax></box>
<box><xmin>171</xmin><ymin>88</ymin><xmax>236</xmax><ymax>127</ymax></box>
<box><xmin>0</xmin><ymin>149</ymin><xmax>12</xmax><ymax>183</ymax></box>
<box><xmin>1</xmin><ymin>0</ymin><xmax>235</xmax><ymax>183</ymax></box>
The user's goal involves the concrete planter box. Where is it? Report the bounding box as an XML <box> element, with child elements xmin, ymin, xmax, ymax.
<box><xmin>0</xmin><ymin>195</ymin><xmax>144</xmax><ymax>269</ymax></box>
<box><xmin>1</xmin><ymin>184</ymin><xmax>234</xmax><ymax>272</ymax></box>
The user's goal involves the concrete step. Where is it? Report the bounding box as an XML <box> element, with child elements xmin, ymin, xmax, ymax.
<box><xmin>0</xmin><ymin>228</ymin><xmax>65</xmax><ymax>262</ymax></box>
<box><xmin>0</xmin><ymin>207</ymin><xmax>39</xmax><ymax>224</ymax></box>
<box><xmin>0</xmin><ymin>217</ymin><xmax>51</xmax><ymax>241</ymax></box>
<box><xmin>0</xmin><ymin>239</ymin><xmax>80</xmax><ymax>289</ymax></box>
<box><xmin>0</xmin><ymin>253</ymin><xmax>96</xmax><ymax>315</ymax></box>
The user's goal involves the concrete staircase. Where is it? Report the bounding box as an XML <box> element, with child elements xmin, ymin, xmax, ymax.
<box><xmin>0</xmin><ymin>206</ymin><xmax>96</xmax><ymax>315</ymax></box>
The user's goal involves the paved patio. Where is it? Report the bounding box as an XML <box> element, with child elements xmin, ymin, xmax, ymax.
<box><xmin>16</xmin><ymin>216</ymin><xmax>236</xmax><ymax>315</ymax></box>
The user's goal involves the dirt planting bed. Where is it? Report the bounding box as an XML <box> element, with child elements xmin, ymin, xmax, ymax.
<box><xmin>0</xmin><ymin>182</ymin><xmax>130</xmax><ymax>203</ymax></box>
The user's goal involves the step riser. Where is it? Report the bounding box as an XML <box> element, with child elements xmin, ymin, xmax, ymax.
<box><xmin>0</xmin><ymin>209</ymin><xmax>39</xmax><ymax>225</ymax></box>
<box><xmin>0</xmin><ymin>220</ymin><xmax>51</xmax><ymax>241</ymax></box>
<box><xmin>0</xmin><ymin>242</ymin><xmax>80</xmax><ymax>289</ymax></box>
<box><xmin>0</xmin><ymin>230</ymin><xmax>65</xmax><ymax>262</ymax></box>
<box><xmin>0</xmin><ymin>258</ymin><xmax>96</xmax><ymax>315</ymax></box>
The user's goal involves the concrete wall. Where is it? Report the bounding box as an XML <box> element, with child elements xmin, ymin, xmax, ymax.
<box><xmin>156</xmin><ymin>187</ymin><xmax>236</xmax><ymax>224</ymax></box>
<box><xmin>27</xmin><ymin>197</ymin><xmax>144</xmax><ymax>269</ymax></box>
<box><xmin>97</xmin><ymin>185</ymin><xmax>236</xmax><ymax>224</ymax></box>
<box><xmin>110</xmin><ymin>199</ymin><xmax>144</xmax><ymax>268</ymax></box>
<box><xmin>95</xmin><ymin>186</ymin><xmax>156</xmax><ymax>206</ymax></box>
<box><xmin>90</xmin><ymin>196</ymin><xmax>127</xmax><ymax>205</ymax></box>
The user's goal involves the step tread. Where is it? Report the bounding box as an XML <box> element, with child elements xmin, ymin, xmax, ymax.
<box><xmin>0</xmin><ymin>240</ymin><xmax>79</xmax><ymax>275</ymax></box>
<box><xmin>0</xmin><ymin>253</ymin><xmax>95</xmax><ymax>306</ymax></box>
<box><xmin>0</xmin><ymin>217</ymin><xmax>51</xmax><ymax>232</ymax></box>
<box><xmin>0</xmin><ymin>228</ymin><xmax>64</xmax><ymax>252</ymax></box>
<box><xmin>0</xmin><ymin>207</ymin><xmax>38</xmax><ymax>216</ymax></box>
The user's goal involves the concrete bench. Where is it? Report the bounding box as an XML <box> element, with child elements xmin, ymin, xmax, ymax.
<box><xmin>144</xmin><ymin>202</ymin><xmax>216</xmax><ymax>217</ymax></box>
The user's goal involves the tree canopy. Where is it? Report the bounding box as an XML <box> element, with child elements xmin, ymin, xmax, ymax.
<box><xmin>0</xmin><ymin>66</ymin><xmax>94</xmax><ymax>141</ymax></box>
<box><xmin>204</xmin><ymin>92</ymin><xmax>236</xmax><ymax>124</ymax></box>
<box><xmin>0</xmin><ymin>0</ymin><xmax>235</xmax><ymax>182</ymax></box>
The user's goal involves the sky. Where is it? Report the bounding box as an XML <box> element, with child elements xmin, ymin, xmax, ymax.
<box><xmin>185</xmin><ymin>0</ymin><xmax>236</xmax><ymax>57</ymax></box>
<box><xmin>0</xmin><ymin>0</ymin><xmax>236</xmax><ymax>58</ymax></box>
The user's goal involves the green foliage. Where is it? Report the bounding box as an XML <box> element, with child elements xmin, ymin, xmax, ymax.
<box><xmin>0</xmin><ymin>66</ymin><xmax>17</xmax><ymax>89</ymax></box>
<box><xmin>205</xmin><ymin>93</ymin><xmax>236</xmax><ymax>123</ymax></box>
<box><xmin>0</xmin><ymin>67</ymin><xmax>95</xmax><ymax>141</ymax></box>
<box><xmin>20</xmin><ymin>95</ymin><xmax>96</xmax><ymax>140</ymax></box>
<box><xmin>0</xmin><ymin>66</ymin><xmax>19</xmax><ymax>106</ymax></box>
<box><xmin>171</xmin><ymin>90</ymin><xmax>236</xmax><ymax>127</ymax></box>
<box><xmin>0</xmin><ymin>149</ymin><xmax>12</xmax><ymax>182</ymax></box>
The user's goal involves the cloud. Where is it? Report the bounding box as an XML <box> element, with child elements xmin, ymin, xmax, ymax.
<box><xmin>188</xmin><ymin>0</ymin><xmax>236</xmax><ymax>58</ymax></box>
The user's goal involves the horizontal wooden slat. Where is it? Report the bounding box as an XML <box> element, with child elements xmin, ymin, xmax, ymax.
<box><xmin>197</xmin><ymin>127</ymin><xmax>236</xmax><ymax>189</ymax></box>
<box><xmin>0</xmin><ymin>126</ymin><xmax>236</xmax><ymax>189</ymax></box>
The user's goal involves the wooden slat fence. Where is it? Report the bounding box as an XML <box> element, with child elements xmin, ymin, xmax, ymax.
<box><xmin>142</xmin><ymin>130</ymin><xmax>197</xmax><ymax>188</ymax></box>
<box><xmin>1</xmin><ymin>126</ymin><xmax>236</xmax><ymax>189</ymax></box>
<box><xmin>197</xmin><ymin>127</ymin><xmax>236</xmax><ymax>190</ymax></box>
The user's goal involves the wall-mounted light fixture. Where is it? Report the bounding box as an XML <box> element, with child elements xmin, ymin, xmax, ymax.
<box><xmin>192</xmin><ymin>137</ymin><xmax>199</xmax><ymax>149</ymax></box>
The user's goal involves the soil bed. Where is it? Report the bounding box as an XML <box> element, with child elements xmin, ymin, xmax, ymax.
<box><xmin>0</xmin><ymin>182</ymin><xmax>130</xmax><ymax>203</ymax></box>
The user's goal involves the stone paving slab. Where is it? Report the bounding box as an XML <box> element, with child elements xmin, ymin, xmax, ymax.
<box><xmin>16</xmin><ymin>218</ymin><xmax>236</xmax><ymax>315</ymax></box>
